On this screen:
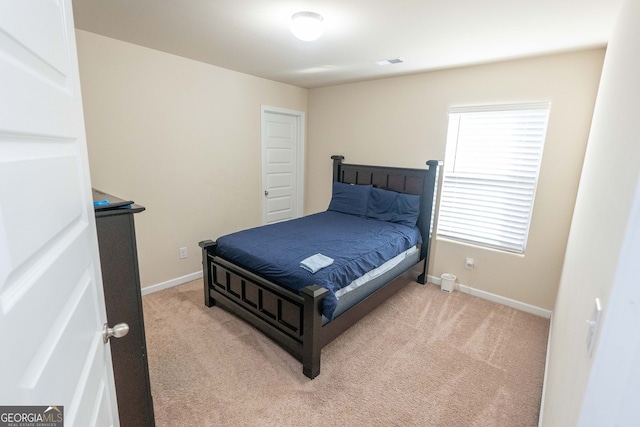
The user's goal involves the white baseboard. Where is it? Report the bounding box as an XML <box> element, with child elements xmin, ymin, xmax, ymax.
<box><xmin>141</xmin><ymin>271</ymin><xmax>203</xmax><ymax>296</ymax></box>
<box><xmin>427</xmin><ymin>274</ymin><xmax>552</xmax><ymax>319</ymax></box>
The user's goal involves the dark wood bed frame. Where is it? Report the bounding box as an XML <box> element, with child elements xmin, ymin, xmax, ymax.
<box><xmin>199</xmin><ymin>155</ymin><xmax>440</xmax><ymax>379</ymax></box>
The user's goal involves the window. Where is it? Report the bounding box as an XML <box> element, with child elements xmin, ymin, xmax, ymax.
<box><xmin>437</xmin><ymin>103</ymin><xmax>550</xmax><ymax>253</ymax></box>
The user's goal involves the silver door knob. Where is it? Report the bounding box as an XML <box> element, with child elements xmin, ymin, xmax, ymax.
<box><xmin>264</xmin><ymin>190</ymin><xmax>269</xmax><ymax>196</ymax></box>
<box><xmin>103</xmin><ymin>322</ymin><xmax>130</xmax><ymax>343</ymax></box>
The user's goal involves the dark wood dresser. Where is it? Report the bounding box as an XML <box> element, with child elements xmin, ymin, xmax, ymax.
<box><xmin>93</xmin><ymin>189</ymin><xmax>155</xmax><ymax>427</ymax></box>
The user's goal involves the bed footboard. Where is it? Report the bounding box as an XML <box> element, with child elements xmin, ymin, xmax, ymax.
<box><xmin>199</xmin><ymin>239</ymin><xmax>328</xmax><ymax>378</ymax></box>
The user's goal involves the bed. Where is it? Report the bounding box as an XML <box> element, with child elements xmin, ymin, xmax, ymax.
<box><xmin>199</xmin><ymin>155</ymin><xmax>440</xmax><ymax>378</ymax></box>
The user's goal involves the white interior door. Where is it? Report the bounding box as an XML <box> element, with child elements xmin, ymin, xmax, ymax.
<box><xmin>261</xmin><ymin>106</ymin><xmax>305</xmax><ymax>224</ymax></box>
<box><xmin>0</xmin><ymin>2</ymin><xmax>119</xmax><ymax>425</ymax></box>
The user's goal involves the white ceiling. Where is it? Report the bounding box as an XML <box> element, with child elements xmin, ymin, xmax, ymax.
<box><xmin>72</xmin><ymin>0</ymin><xmax>622</xmax><ymax>89</ymax></box>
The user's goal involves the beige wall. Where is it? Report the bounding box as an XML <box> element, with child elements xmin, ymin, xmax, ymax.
<box><xmin>307</xmin><ymin>49</ymin><xmax>605</xmax><ymax>311</ymax></box>
<box><xmin>542</xmin><ymin>0</ymin><xmax>640</xmax><ymax>423</ymax></box>
<box><xmin>76</xmin><ymin>30</ymin><xmax>308</xmax><ymax>288</ymax></box>
<box><xmin>77</xmin><ymin>28</ymin><xmax>605</xmax><ymax>312</ymax></box>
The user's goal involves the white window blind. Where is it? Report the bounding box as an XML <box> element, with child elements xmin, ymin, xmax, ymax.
<box><xmin>437</xmin><ymin>103</ymin><xmax>550</xmax><ymax>253</ymax></box>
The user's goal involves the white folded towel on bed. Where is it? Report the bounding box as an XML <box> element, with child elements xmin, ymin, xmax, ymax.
<box><xmin>300</xmin><ymin>253</ymin><xmax>334</xmax><ymax>274</ymax></box>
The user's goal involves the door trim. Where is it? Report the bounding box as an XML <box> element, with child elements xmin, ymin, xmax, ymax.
<box><xmin>261</xmin><ymin>105</ymin><xmax>305</xmax><ymax>224</ymax></box>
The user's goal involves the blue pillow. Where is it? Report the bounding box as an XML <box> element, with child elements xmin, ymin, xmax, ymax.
<box><xmin>366</xmin><ymin>187</ymin><xmax>421</xmax><ymax>227</ymax></box>
<box><xmin>327</xmin><ymin>182</ymin><xmax>371</xmax><ymax>216</ymax></box>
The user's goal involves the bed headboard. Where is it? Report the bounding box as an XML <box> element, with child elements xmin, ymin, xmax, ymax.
<box><xmin>331</xmin><ymin>155</ymin><xmax>441</xmax><ymax>283</ymax></box>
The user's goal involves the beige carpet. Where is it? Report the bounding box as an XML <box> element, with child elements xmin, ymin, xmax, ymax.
<box><xmin>142</xmin><ymin>278</ymin><xmax>549</xmax><ymax>426</ymax></box>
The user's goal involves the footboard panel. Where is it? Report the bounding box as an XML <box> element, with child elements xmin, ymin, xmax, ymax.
<box><xmin>199</xmin><ymin>247</ymin><xmax>327</xmax><ymax>378</ymax></box>
<box><xmin>211</xmin><ymin>258</ymin><xmax>305</xmax><ymax>339</ymax></box>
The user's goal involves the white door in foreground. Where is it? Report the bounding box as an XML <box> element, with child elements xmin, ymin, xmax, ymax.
<box><xmin>0</xmin><ymin>1</ymin><xmax>119</xmax><ymax>425</ymax></box>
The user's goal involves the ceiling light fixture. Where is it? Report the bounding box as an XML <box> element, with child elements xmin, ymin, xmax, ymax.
<box><xmin>291</xmin><ymin>11</ymin><xmax>324</xmax><ymax>42</ymax></box>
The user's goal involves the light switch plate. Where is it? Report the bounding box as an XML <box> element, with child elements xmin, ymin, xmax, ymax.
<box><xmin>586</xmin><ymin>297</ymin><xmax>602</xmax><ymax>357</ymax></box>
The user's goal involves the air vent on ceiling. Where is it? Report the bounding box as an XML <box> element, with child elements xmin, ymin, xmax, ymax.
<box><xmin>376</xmin><ymin>58</ymin><xmax>404</xmax><ymax>66</ymax></box>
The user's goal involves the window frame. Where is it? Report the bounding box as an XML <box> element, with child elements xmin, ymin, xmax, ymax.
<box><xmin>436</xmin><ymin>102</ymin><xmax>551</xmax><ymax>254</ymax></box>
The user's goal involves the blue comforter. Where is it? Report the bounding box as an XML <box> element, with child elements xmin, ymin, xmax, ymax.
<box><xmin>215</xmin><ymin>211</ymin><xmax>422</xmax><ymax>319</ymax></box>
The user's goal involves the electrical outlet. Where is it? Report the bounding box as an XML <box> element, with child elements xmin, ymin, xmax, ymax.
<box><xmin>465</xmin><ymin>257</ymin><xmax>474</xmax><ymax>269</ymax></box>
<box><xmin>179</xmin><ymin>247</ymin><xmax>187</xmax><ymax>259</ymax></box>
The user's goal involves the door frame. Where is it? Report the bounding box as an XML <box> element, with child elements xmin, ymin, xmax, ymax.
<box><xmin>261</xmin><ymin>105</ymin><xmax>305</xmax><ymax>224</ymax></box>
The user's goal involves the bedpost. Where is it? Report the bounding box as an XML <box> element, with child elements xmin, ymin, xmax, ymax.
<box><xmin>300</xmin><ymin>285</ymin><xmax>329</xmax><ymax>379</ymax></box>
<box><xmin>199</xmin><ymin>240</ymin><xmax>217</xmax><ymax>307</ymax></box>
<box><xmin>331</xmin><ymin>155</ymin><xmax>344</xmax><ymax>182</ymax></box>
<box><xmin>417</xmin><ymin>160</ymin><xmax>442</xmax><ymax>284</ymax></box>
